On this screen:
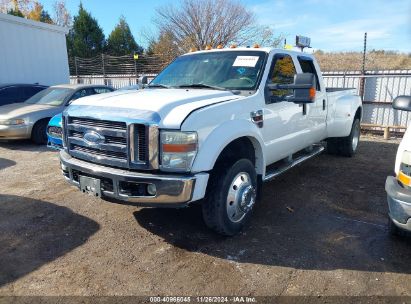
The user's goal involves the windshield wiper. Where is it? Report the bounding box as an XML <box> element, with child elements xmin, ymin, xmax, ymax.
<box><xmin>147</xmin><ymin>84</ymin><xmax>171</xmax><ymax>89</ymax></box>
<box><xmin>177</xmin><ymin>83</ymin><xmax>226</xmax><ymax>91</ymax></box>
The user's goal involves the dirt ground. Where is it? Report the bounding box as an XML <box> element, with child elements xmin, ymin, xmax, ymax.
<box><xmin>0</xmin><ymin>135</ymin><xmax>410</xmax><ymax>297</ymax></box>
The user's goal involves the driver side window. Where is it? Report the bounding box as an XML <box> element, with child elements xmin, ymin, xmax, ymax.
<box><xmin>267</xmin><ymin>55</ymin><xmax>296</xmax><ymax>103</ymax></box>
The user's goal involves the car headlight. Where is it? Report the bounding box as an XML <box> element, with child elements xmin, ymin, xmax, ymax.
<box><xmin>160</xmin><ymin>131</ymin><xmax>197</xmax><ymax>172</ymax></box>
<box><xmin>0</xmin><ymin>119</ymin><xmax>25</xmax><ymax>125</ymax></box>
<box><xmin>398</xmin><ymin>151</ymin><xmax>411</xmax><ymax>187</ymax></box>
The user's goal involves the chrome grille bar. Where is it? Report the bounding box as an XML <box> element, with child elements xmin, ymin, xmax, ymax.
<box><xmin>66</xmin><ymin>116</ymin><xmax>151</xmax><ymax>169</ymax></box>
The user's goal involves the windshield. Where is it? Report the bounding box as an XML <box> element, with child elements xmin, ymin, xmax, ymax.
<box><xmin>24</xmin><ymin>87</ymin><xmax>74</xmax><ymax>106</ymax></box>
<box><xmin>150</xmin><ymin>51</ymin><xmax>267</xmax><ymax>91</ymax></box>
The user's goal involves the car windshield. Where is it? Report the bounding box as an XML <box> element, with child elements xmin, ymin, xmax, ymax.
<box><xmin>150</xmin><ymin>51</ymin><xmax>267</xmax><ymax>91</ymax></box>
<box><xmin>24</xmin><ymin>87</ymin><xmax>74</xmax><ymax>106</ymax></box>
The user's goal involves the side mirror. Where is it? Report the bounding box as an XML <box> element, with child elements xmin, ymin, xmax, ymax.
<box><xmin>138</xmin><ymin>75</ymin><xmax>148</xmax><ymax>85</ymax></box>
<box><xmin>267</xmin><ymin>73</ymin><xmax>316</xmax><ymax>104</ymax></box>
<box><xmin>393</xmin><ymin>95</ymin><xmax>411</xmax><ymax>112</ymax></box>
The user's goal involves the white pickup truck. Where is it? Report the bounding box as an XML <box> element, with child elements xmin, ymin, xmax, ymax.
<box><xmin>60</xmin><ymin>47</ymin><xmax>362</xmax><ymax>235</ymax></box>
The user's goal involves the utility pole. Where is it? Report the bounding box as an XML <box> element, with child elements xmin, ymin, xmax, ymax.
<box><xmin>359</xmin><ymin>32</ymin><xmax>367</xmax><ymax>101</ymax></box>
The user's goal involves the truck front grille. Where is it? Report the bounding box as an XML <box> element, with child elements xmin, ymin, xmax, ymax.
<box><xmin>66</xmin><ymin>116</ymin><xmax>148</xmax><ymax>169</ymax></box>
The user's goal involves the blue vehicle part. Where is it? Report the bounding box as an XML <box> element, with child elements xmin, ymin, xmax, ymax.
<box><xmin>47</xmin><ymin>113</ymin><xmax>63</xmax><ymax>150</ymax></box>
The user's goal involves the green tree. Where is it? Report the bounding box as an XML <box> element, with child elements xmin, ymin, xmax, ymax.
<box><xmin>67</xmin><ymin>3</ymin><xmax>105</xmax><ymax>58</ymax></box>
<box><xmin>7</xmin><ymin>7</ymin><xmax>24</xmax><ymax>16</ymax></box>
<box><xmin>106</xmin><ymin>16</ymin><xmax>142</xmax><ymax>56</ymax></box>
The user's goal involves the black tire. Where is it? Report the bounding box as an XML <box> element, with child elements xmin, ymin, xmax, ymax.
<box><xmin>202</xmin><ymin>158</ymin><xmax>257</xmax><ymax>236</ymax></box>
<box><xmin>327</xmin><ymin>118</ymin><xmax>360</xmax><ymax>157</ymax></box>
<box><xmin>388</xmin><ymin>217</ymin><xmax>410</xmax><ymax>238</ymax></box>
<box><xmin>31</xmin><ymin>119</ymin><xmax>49</xmax><ymax>145</ymax></box>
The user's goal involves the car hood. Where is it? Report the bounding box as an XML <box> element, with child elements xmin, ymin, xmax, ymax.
<box><xmin>395</xmin><ymin>127</ymin><xmax>411</xmax><ymax>174</ymax></box>
<box><xmin>49</xmin><ymin>113</ymin><xmax>63</xmax><ymax>127</ymax></box>
<box><xmin>0</xmin><ymin>103</ymin><xmax>59</xmax><ymax>120</ymax></box>
<box><xmin>67</xmin><ymin>89</ymin><xmax>243</xmax><ymax>129</ymax></box>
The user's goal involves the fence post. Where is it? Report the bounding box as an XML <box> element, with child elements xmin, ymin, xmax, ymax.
<box><xmin>102</xmin><ymin>54</ymin><xmax>106</xmax><ymax>85</ymax></box>
<box><xmin>342</xmin><ymin>71</ymin><xmax>346</xmax><ymax>88</ymax></box>
<box><xmin>74</xmin><ymin>57</ymin><xmax>79</xmax><ymax>84</ymax></box>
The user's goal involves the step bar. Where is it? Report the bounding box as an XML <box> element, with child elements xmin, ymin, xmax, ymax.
<box><xmin>263</xmin><ymin>144</ymin><xmax>325</xmax><ymax>182</ymax></box>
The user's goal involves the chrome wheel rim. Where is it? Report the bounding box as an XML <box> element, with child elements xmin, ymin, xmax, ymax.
<box><xmin>352</xmin><ymin>122</ymin><xmax>360</xmax><ymax>151</ymax></box>
<box><xmin>226</xmin><ymin>172</ymin><xmax>256</xmax><ymax>223</ymax></box>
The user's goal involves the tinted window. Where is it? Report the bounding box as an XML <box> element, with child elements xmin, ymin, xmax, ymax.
<box><xmin>267</xmin><ymin>55</ymin><xmax>297</xmax><ymax>102</ymax></box>
<box><xmin>22</xmin><ymin>86</ymin><xmax>46</xmax><ymax>100</ymax></box>
<box><xmin>298</xmin><ymin>57</ymin><xmax>320</xmax><ymax>91</ymax></box>
<box><xmin>94</xmin><ymin>87</ymin><xmax>113</xmax><ymax>94</ymax></box>
<box><xmin>71</xmin><ymin>88</ymin><xmax>98</xmax><ymax>101</ymax></box>
<box><xmin>0</xmin><ymin>87</ymin><xmax>23</xmax><ymax>105</ymax></box>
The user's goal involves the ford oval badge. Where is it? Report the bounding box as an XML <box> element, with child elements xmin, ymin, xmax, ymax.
<box><xmin>83</xmin><ymin>131</ymin><xmax>105</xmax><ymax>145</ymax></box>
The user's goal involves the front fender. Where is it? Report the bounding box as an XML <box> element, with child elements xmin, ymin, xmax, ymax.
<box><xmin>190</xmin><ymin>119</ymin><xmax>266</xmax><ymax>175</ymax></box>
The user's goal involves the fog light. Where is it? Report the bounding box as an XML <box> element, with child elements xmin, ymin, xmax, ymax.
<box><xmin>147</xmin><ymin>184</ymin><xmax>157</xmax><ymax>196</ymax></box>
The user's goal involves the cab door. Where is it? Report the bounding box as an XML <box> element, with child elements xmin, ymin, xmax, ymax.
<box><xmin>261</xmin><ymin>53</ymin><xmax>308</xmax><ymax>165</ymax></box>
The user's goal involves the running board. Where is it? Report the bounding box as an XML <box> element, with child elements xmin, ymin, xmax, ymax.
<box><xmin>263</xmin><ymin>145</ymin><xmax>325</xmax><ymax>182</ymax></box>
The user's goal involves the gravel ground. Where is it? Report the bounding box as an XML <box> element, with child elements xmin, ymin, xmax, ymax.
<box><xmin>0</xmin><ymin>135</ymin><xmax>410</xmax><ymax>297</ymax></box>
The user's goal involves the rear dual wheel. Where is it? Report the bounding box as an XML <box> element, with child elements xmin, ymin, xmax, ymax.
<box><xmin>327</xmin><ymin>118</ymin><xmax>360</xmax><ymax>157</ymax></box>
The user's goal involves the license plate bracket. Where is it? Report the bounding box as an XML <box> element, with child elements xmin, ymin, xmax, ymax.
<box><xmin>79</xmin><ymin>176</ymin><xmax>101</xmax><ymax>198</ymax></box>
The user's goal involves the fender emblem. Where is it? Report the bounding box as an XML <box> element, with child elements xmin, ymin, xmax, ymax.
<box><xmin>251</xmin><ymin>110</ymin><xmax>264</xmax><ymax>128</ymax></box>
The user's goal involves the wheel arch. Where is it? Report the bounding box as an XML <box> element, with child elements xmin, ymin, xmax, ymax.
<box><xmin>191</xmin><ymin>121</ymin><xmax>265</xmax><ymax>175</ymax></box>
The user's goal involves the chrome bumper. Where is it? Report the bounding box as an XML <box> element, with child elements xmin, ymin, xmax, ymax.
<box><xmin>386</xmin><ymin>176</ymin><xmax>411</xmax><ymax>231</ymax></box>
<box><xmin>60</xmin><ymin>150</ymin><xmax>195</xmax><ymax>206</ymax></box>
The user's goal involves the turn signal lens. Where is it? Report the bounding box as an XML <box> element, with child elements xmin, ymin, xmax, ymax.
<box><xmin>162</xmin><ymin>143</ymin><xmax>197</xmax><ymax>153</ymax></box>
<box><xmin>309</xmin><ymin>87</ymin><xmax>316</xmax><ymax>100</ymax></box>
<box><xmin>398</xmin><ymin>171</ymin><xmax>411</xmax><ymax>186</ymax></box>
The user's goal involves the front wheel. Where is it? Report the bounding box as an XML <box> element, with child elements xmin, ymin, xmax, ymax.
<box><xmin>202</xmin><ymin>159</ymin><xmax>257</xmax><ymax>236</ymax></box>
<box><xmin>31</xmin><ymin>119</ymin><xmax>49</xmax><ymax>145</ymax></box>
<box><xmin>327</xmin><ymin>118</ymin><xmax>360</xmax><ymax>157</ymax></box>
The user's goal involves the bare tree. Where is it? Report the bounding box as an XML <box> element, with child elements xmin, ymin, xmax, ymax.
<box><xmin>0</xmin><ymin>0</ymin><xmax>35</xmax><ymax>15</ymax></box>
<box><xmin>154</xmin><ymin>0</ymin><xmax>257</xmax><ymax>50</ymax></box>
<box><xmin>52</xmin><ymin>0</ymin><xmax>72</xmax><ymax>27</ymax></box>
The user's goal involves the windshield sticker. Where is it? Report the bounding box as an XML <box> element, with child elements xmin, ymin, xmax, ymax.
<box><xmin>233</xmin><ymin>56</ymin><xmax>259</xmax><ymax>67</ymax></box>
<box><xmin>237</xmin><ymin>67</ymin><xmax>246</xmax><ymax>75</ymax></box>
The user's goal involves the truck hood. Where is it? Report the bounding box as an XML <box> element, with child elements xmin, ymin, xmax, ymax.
<box><xmin>68</xmin><ymin>89</ymin><xmax>242</xmax><ymax>129</ymax></box>
<box><xmin>395</xmin><ymin>127</ymin><xmax>411</xmax><ymax>174</ymax></box>
<box><xmin>0</xmin><ymin>103</ymin><xmax>59</xmax><ymax>120</ymax></box>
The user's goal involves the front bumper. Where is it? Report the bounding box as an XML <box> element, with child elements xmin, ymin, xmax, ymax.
<box><xmin>386</xmin><ymin>176</ymin><xmax>411</xmax><ymax>231</ymax></box>
<box><xmin>47</xmin><ymin>135</ymin><xmax>63</xmax><ymax>150</ymax></box>
<box><xmin>0</xmin><ymin>124</ymin><xmax>31</xmax><ymax>140</ymax></box>
<box><xmin>60</xmin><ymin>150</ymin><xmax>198</xmax><ymax>206</ymax></box>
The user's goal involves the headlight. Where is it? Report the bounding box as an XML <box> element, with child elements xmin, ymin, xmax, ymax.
<box><xmin>160</xmin><ymin>131</ymin><xmax>197</xmax><ymax>172</ymax></box>
<box><xmin>0</xmin><ymin>119</ymin><xmax>25</xmax><ymax>125</ymax></box>
<box><xmin>398</xmin><ymin>151</ymin><xmax>411</xmax><ymax>187</ymax></box>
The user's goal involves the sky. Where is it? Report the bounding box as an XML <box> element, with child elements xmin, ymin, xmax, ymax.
<box><xmin>40</xmin><ymin>0</ymin><xmax>411</xmax><ymax>53</ymax></box>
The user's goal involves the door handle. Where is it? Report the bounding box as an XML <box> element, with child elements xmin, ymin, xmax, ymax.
<box><xmin>323</xmin><ymin>99</ymin><xmax>326</xmax><ymax>111</ymax></box>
